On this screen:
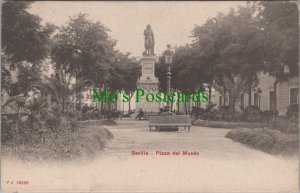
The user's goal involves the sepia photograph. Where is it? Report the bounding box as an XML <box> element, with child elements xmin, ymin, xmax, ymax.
<box><xmin>1</xmin><ymin>1</ymin><xmax>299</xmax><ymax>192</ymax></box>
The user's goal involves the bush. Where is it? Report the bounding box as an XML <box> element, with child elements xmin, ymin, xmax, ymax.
<box><xmin>193</xmin><ymin>119</ymin><xmax>269</xmax><ymax>129</ymax></box>
<box><xmin>237</xmin><ymin>106</ymin><xmax>277</xmax><ymax>123</ymax></box>
<box><xmin>79</xmin><ymin>119</ymin><xmax>117</xmax><ymax>127</ymax></box>
<box><xmin>240</xmin><ymin>106</ymin><xmax>261</xmax><ymax>122</ymax></box>
<box><xmin>216</xmin><ymin>106</ymin><xmax>233</xmax><ymax>121</ymax></box>
<box><xmin>67</xmin><ymin>110</ymin><xmax>82</xmax><ymax>121</ymax></box>
<box><xmin>286</xmin><ymin>104</ymin><xmax>299</xmax><ymax>121</ymax></box>
<box><xmin>45</xmin><ymin>113</ymin><xmax>62</xmax><ymax>133</ymax></box>
<box><xmin>82</xmin><ymin>109</ymin><xmax>102</xmax><ymax>120</ymax></box>
<box><xmin>270</xmin><ymin>118</ymin><xmax>299</xmax><ymax>134</ymax></box>
<box><xmin>1</xmin><ymin>107</ymin><xmax>114</xmax><ymax>160</ymax></box>
<box><xmin>1</xmin><ymin>116</ymin><xmax>18</xmax><ymax>143</ymax></box>
<box><xmin>287</xmin><ymin>104</ymin><xmax>299</xmax><ymax>113</ymax></box>
<box><xmin>260</xmin><ymin>110</ymin><xmax>275</xmax><ymax>123</ymax></box>
<box><xmin>3</xmin><ymin>126</ymin><xmax>113</xmax><ymax>161</ymax></box>
<box><xmin>191</xmin><ymin>103</ymin><xmax>217</xmax><ymax>120</ymax></box>
<box><xmin>225</xmin><ymin>128</ymin><xmax>298</xmax><ymax>155</ymax></box>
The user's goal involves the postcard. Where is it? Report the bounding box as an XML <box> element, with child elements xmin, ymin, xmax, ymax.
<box><xmin>1</xmin><ymin>1</ymin><xmax>299</xmax><ymax>192</ymax></box>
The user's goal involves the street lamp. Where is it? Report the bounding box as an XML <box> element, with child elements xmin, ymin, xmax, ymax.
<box><xmin>164</xmin><ymin>44</ymin><xmax>173</xmax><ymax>113</ymax></box>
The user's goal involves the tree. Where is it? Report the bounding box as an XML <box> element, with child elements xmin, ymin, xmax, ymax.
<box><xmin>191</xmin><ymin>7</ymin><xmax>264</xmax><ymax>115</ymax></box>
<box><xmin>41</xmin><ymin>71</ymin><xmax>87</xmax><ymax>114</ymax></box>
<box><xmin>254</xmin><ymin>1</ymin><xmax>299</xmax><ymax>115</ymax></box>
<box><xmin>1</xmin><ymin>1</ymin><xmax>55</xmax><ymax>115</ymax></box>
<box><xmin>156</xmin><ymin>45</ymin><xmax>206</xmax><ymax>113</ymax></box>
<box><xmin>122</xmin><ymin>57</ymin><xmax>141</xmax><ymax>113</ymax></box>
<box><xmin>109</xmin><ymin>52</ymin><xmax>140</xmax><ymax>112</ymax></box>
<box><xmin>51</xmin><ymin>14</ymin><xmax>116</xmax><ymax>108</ymax></box>
<box><xmin>2</xmin><ymin>1</ymin><xmax>55</xmax><ymax>66</ymax></box>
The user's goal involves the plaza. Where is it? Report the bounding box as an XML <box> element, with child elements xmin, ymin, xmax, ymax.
<box><xmin>2</xmin><ymin>119</ymin><xmax>298</xmax><ymax>192</ymax></box>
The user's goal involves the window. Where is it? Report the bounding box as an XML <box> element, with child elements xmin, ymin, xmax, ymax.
<box><xmin>270</xmin><ymin>91</ymin><xmax>276</xmax><ymax>111</ymax></box>
<box><xmin>240</xmin><ymin>94</ymin><xmax>244</xmax><ymax>109</ymax></box>
<box><xmin>254</xmin><ymin>93</ymin><xmax>258</xmax><ymax>106</ymax></box>
<box><xmin>219</xmin><ymin>96</ymin><xmax>222</xmax><ymax>107</ymax></box>
<box><xmin>290</xmin><ymin>88</ymin><xmax>299</xmax><ymax>104</ymax></box>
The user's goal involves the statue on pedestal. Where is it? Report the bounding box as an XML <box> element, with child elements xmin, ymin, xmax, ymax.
<box><xmin>143</xmin><ymin>24</ymin><xmax>155</xmax><ymax>56</ymax></box>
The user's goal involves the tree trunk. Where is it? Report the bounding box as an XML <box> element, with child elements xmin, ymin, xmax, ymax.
<box><xmin>248</xmin><ymin>86</ymin><xmax>251</xmax><ymax>107</ymax></box>
<box><xmin>188</xmin><ymin>99</ymin><xmax>191</xmax><ymax>114</ymax></box>
<box><xmin>101</xmin><ymin>99</ymin><xmax>103</xmax><ymax>118</ymax></box>
<box><xmin>107</xmin><ymin>98</ymin><xmax>111</xmax><ymax>120</ymax></box>
<box><xmin>128</xmin><ymin>93</ymin><xmax>132</xmax><ymax>113</ymax></box>
<box><xmin>208</xmin><ymin>84</ymin><xmax>212</xmax><ymax>105</ymax></box>
<box><xmin>273</xmin><ymin>80</ymin><xmax>278</xmax><ymax>119</ymax></box>
<box><xmin>128</xmin><ymin>99</ymin><xmax>131</xmax><ymax>113</ymax></box>
<box><xmin>229</xmin><ymin>91</ymin><xmax>236</xmax><ymax>121</ymax></box>
<box><xmin>223</xmin><ymin>87</ymin><xmax>226</xmax><ymax>106</ymax></box>
<box><xmin>100</xmin><ymin>88</ymin><xmax>104</xmax><ymax>118</ymax></box>
<box><xmin>75</xmin><ymin>72</ymin><xmax>81</xmax><ymax>110</ymax></box>
<box><xmin>184</xmin><ymin>100</ymin><xmax>187</xmax><ymax>115</ymax></box>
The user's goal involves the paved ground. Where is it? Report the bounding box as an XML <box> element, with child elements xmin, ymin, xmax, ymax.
<box><xmin>2</xmin><ymin>119</ymin><xmax>299</xmax><ymax>192</ymax></box>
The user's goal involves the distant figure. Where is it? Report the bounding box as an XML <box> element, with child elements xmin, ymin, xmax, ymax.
<box><xmin>135</xmin><ymin>109</ymin><xmax>144</xmax><ymax>120</ymax></box>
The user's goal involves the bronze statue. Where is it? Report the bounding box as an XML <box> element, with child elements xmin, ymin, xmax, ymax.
<box><xmin>143</xmin><ymin>24</ymin><xmax>154</xmax><ymax>55</ymax></box>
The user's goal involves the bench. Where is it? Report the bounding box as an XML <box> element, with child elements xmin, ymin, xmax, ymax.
<box><xmin>144</xmin><ymin>112</ymin><xmax>158</xmax><ymax>120</ymax></box>
<box><xmin>148</xmin><ymin>115</ymin><xmax>192</xmax><ymax>132</ymax></box>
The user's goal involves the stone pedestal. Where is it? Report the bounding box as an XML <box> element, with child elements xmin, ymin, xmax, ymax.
<box><xmin>136</xmin><ymin>55</ymin><xmax>160</xmax><ymax>113</ymax></box>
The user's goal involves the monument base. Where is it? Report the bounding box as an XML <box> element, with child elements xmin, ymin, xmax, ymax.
<box><xmin>136</xmin><ymin>55</ymin><xmax>160</xmax><ymax>113</ymax></box>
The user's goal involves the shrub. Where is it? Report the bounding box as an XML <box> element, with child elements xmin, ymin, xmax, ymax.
<box><xmin>286</xmin><ymin>104</ymin><xmax>299</xmax><ymax>121</ymax></box>
<box><xmin>287</xmin><ymin>104</ymin><xmax>299</xmax><ymax>113</ymax></box>
<box><xmin>3</xmin><ymin>126</ymin><xmax>114</xmax><ymax>161</ymax></box>
<box><xmin>191</xmin><ymin>103</ymin><xmax>217</xmax><ymax>120</ymax></box>
<box><xmin>1</xmin><ymin>117</ymin><xmax>17</xmax><ymax>143</ymax></box>
<box><xmin>82</xmin><ymin>105</ymin><xmax>93</xmax><ymax>114</ymax></box>
<box><xmin>82</xmin><ymin>109</ymin><xmax>102</xmax><ymax>120</ymax></box>
<box><xmin>67</xmin><ymin>110</ymin><xmax>82</xmax><ymax>121</ymax></box>
<box><xmin>2</xmin><ymin>110</ymin><xmax>114</xmax><ymax>160</ymax></box>
<box><xmin>240</xmin><ymin>105</ymin><xmax>261</xmax><ymax>122</ymax></box>
<box><xmin>193</xmin><ymin>119</ymin><xmax>269</xmax><ymax>129</ymax></box>
<box><xmin>225</xmin><ymin>128</ymin><xmax>298</xmax><ymax>155</ymax></box>
<box><xmin>270</xmin><ymin>118</ymin><xmax>299</xmax><ymax>134</ymax></box>
<box><xmin>79</xmin><ymin>119</ymin><xmax>117</xmax><ymax>127</ymax></box>
<box><xmin>260</xmin><ymin>110</ymin><xmax>275</xmax><ymax>123</ymax></box>
<box><xmin>214</xmin><ymin>105</ymin><xmax>239</xmax><ymax>121</ymax></box>
<box><xmin>244</xmin><ymin>105</ymin><xmax>260</xmax><ymax>111</ymax></box>
<box><xmin>237</xmin><ymin>106</ymin><xmax>278</xmax><ymax>123</ymax></box>
<box><xmin>45</xmin><ymin>113</ymin><xmax>62</xmax><ymax>133</ymax></box>
<box><xmin>70</xmin><ymin>119</ymin><xmax>79</xmax><ymax>132</ymax></box>
<box><xmin>1</xmin><ymin>107</ymin><xmax>101</xmax><ymax>160</ymax></box>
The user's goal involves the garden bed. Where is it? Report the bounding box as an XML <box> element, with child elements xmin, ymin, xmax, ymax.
<box><xmin>2</xmin><ymin>126</ymin><xmax>113</xmax><ymax>161</ymax></box>
<box><xmin>193</xmin><ymin>119</ymin><xmax>270</xmax><ymax>129</ymax></box>
<box><xmin>225</xmin><ymin>128</ymin><xmax>299</xmax><ymax>155</ymax></box>
<box><xmin>79</xmin><ymin>119</ymin><xmax>117</xmax><ymax>127</ymax></box>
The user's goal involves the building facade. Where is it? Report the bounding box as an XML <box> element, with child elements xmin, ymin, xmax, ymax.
<box><xmin>211</xmin><ymin>72</ymin><xmax>299</xmax><ymax>115</ymax></box>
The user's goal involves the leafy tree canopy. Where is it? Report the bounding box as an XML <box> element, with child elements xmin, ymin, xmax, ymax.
<box><xmin>2</xmin><ymin>1</ymin><xmax>55</xmax><ymax>66</ymax></box>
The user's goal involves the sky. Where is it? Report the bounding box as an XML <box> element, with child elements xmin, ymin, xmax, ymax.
<box><xmin>28</xmin><ymin>1</ymin><xmax>246</xmax><ymax>57</ymax></box>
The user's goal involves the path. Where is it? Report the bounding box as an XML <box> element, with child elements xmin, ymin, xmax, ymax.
<box><xmin>2</xmin><ymin>119</ymin><xmax>298</xmax><ymax>192</ymax></box>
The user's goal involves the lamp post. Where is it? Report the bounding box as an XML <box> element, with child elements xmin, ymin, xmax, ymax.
<box><xmin>164</xmin><ymin>44</ymin><xmax>173</xmax><ymax>113</ymax></box>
